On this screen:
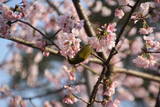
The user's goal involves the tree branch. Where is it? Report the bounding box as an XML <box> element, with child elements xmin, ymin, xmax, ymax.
<box><xmin>22</xmin><ymin>82</ymin><xmax>84</xmax><ymax>100</ymax></box>
<box><xmin>12</xmin><ymin>20</ymin><xmax>60</xmax><ymax>50</ymax></box>
<box><xmin>72</xmin><ymin>0</ymin><xmax>96</xmax><ymax>37</ymax></box>
<box><xmin>87</xmin><ymin>0</ymin><xmax>142</xmax><ymax>105</ymax></box>
<box><xmin>0</xmin><ymin>36</ymin><xmax>59</xmax><ymax>55</ymax></box>
<box><xmin>45</xmin><ymin>0</ymin><xmax>62</xmax><ymax>15</ymax></box>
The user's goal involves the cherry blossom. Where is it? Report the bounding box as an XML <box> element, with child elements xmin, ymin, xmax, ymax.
<box><xmin>103</xmin><ymin>81</ymin><xmax>119</xmax><ymax>97</ymax></box>
<box><xmin>63</xmin><ymin>65</ymin><xmax>76</xmax><ymax>81</ymax></box>
<box><xmin>132</xmin><ymin>55</ymin><xmax>157</xmax><ymax>69</ymax></box>
<box><xmin>57</xmin><ymin>15</ymin><xmax>84</xmax><ymax>33</ymax></box>
<box><xmin>89</xmin><ymin>23</ymin><xmax>117</xmax><ymax>51</ymax></box>
<box><xmin>139</xmin><ymin>27</ymin><xmax>153</xmax><ymax>35</ymax></box>
<box><xmin>115</xmin><ymin>9</ymin><xmax>125</xmax><ymax>19</ymax></box>
<box><xmin>56</xmin><ymin>32</ymin><xmax>81</xmax><ymax>58</ymax></box>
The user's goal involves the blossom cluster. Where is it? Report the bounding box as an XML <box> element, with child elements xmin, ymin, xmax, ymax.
<box><xmin>56</xmin><ymin>15</ymin><xmax>84</xmax><ymax>58</ymax></box>
<box><xmin>0</xmin><ymin>4</ymin><xmax>25</xmax><ymax>37</ymax></box>
<box><xmin>89</xmin><ymin>23</ymin><xmax>117</xmax><ymax>52</ymax></box>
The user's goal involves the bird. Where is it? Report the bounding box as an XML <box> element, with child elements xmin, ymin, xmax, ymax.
<box><xmin>68</xmin><ymin>44</ymin><xmax>92</xmax><ymax>64</ymax></box>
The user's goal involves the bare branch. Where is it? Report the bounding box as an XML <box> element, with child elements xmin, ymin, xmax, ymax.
<box><xmin>72</xmin><ymin>0</ymin><xmax>96</xmax><ymax>37</ymax></box>
<box><xmin>87</xmin><ymin>0</ymin><xmax>143</xmax><ymax>106</ymax></box>
<box><xmin>45</xmin><ymin>0</ymin><xmax>62</xmax><ymax>15</ymax></box>
<box><xmin>0</xmin><ymin>36</ymin><xmax>59</xmax><ymax>55</ymax></box>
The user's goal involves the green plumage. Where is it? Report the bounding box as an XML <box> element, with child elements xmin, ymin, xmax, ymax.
<box><xmin>68</xmin><ymin>44</ymin><xmax>92</xmax><ymax>64</ymax></box>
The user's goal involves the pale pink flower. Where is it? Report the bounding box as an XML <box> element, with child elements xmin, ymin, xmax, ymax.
<box><xmin>63</xmin><ymin>94</ymin><xmax>78</xmax><ymax>104</ymax></box>
<box><xmin>105</xmin><ymin>99</ymin><xmax>120</xmax><ymax>107</ymax></box>
<box><xmin>149</xmin><ymin>82</ymin><xmax>159</xmax><ymax>96</ymax></box>
<box><xmin>57</xmin><ymin>15</ymin><xmax>84</xmax><ymax>33</ymax></box>
<box><xmin>143</xmin><ymin>36</ymin><xmax>160</xmax><ymax>50</ymax></box>
<box><xmin>89</xmin><ymin>23</ymin><xmax>117</xmax><ymax>50</ymax></box>
<box><xmin>117</xmin><ymin>0</ymin><xmax>130</xmax><ymax>5</ymax></box>
<box><xmin>103</xmin><ymin>81</ymin><xmax>119</xmax><ymax>97</ymax></box>
<box><xmin>100</xmin><ymin>32</ymin><xmax>116</xmax><ymax>49</ymax></box>
<box><xmin>56</xmin><ymin>33</ymin><xmax>81</xmax><ymax>58</ymax></box>
<box><xmin>0</xmin><ymin>4</ymin><xmax>24</xmax><ymax>36</ymax></box>
<box><xmin>139</xmin><ymin>27</ymin><xmax>153</xmax><ymax>35</ymax></box>
<box><xmin>42</xmin><ymin>51</ymin><xmax>50</xmax><ymax>57</ymax></box>
<box><xmin>123</xmin><ymin>76</ymin><xmax>143</xmax><ymax>87</ymax></box>
<box><xmin>139</xmin><ymin>3</ymin><xmax>150</xmax><ymax>16</ymax></box>
<box><xmin>117</xmin><ymin>87</ymin><xmax>135</xmax><ymax>101</ymax></box>
<box><xmin>63</xmin><ymin>65</ymin><xmax>76</xmax><ymax>81</ymax></box>
<box><xmin>0</xmin><ymin>4</ymin><xmax>24</xmax><ymax>21</ymax></box>
<box><xmin>34</xmin><ymin>52</ymin><xmax>43</xmax><ymax>63</ymax></box>
<box><xmin>27</xmin><ymin>64</ymin><xmax>38</xmax><ymax>87</ymax></box>
<box><xmin>115</xmin><ymin>9</ymin><xmax>124</xmax><ymax>19</ymax></box>
<box><xmin>106</xmin><ymin>23</ymin><xmax>117</xmax><ymax>33</ymax></box>
<box><xmin>88</xmin><ymin>37</ymin><xmax>102</xmax><ymax>52</ymax></box>
<box><xmin>133</xmin><ymin>55</ymin><xmax>156</xmax><ymax>68</ymax></box>
<box><xmin>133</xmin><ymin>87</ymin><xmax>149</xmax><ymax>98</ymax></box>
<box><xmin>131</xmin><ymin>37</ymin><xmax>143</xmax><ymax>55</ymax></box>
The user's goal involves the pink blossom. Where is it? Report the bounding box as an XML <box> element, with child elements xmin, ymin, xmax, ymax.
<box><xmin>0</xmin><ymin>4</ymin><xmax>24</xmax><ymax>36</ymax></box>
<box><xmin>133</xmin><ymin>55</ymin><xmax>156</xmax><ymax>68</ymax></box>
<box><xmin>63</xmin><ymin>94</ymin><xmax>78</xmax><ymax>104</ymax></box>
<box><xmin>117</xmin><ymin>87</ymin><xmax>135</xmax><ymax>101</ymax></box>
<box><xmin>106</xmin><ymin>23</ymin><xmax>117</xmax><ymax>33</ymax></box>
<box><xmin>133</xmin><ymin>87</ymin><xmax>149</xmax><ymax>98</ymax></box>
<box><xmin>115</xmin><ymin>9</ymin><xmax>124</xmax><ymax>19</ymax></box>
<box><xmin>139</xmin><ymin>27</ymin><xmax>153</xmax><ymax>35</ymax></box>
<box><xmin>88</xmin><ymin>37</ymin><xmax>102</xmax><ymax>52</ymax></box>
<box><xmin>42</xmin><ymin>51</ymin><xmax>50</xmax><ymax>57</ymax></box>
<box><xmin>131</xmin><ymin>37</ymin><xmax>143</xmax><ymax>55</ymax></box>
<box><xmin>89</xmin><ymin>23</ymin><xmax>117</xmax><ymax>50</ymax></box>
<box><xmin>139</xmin><ymin>3</ymin><xmax>150</xmax><ymax>16</ymax></box>
<box><xmin>0</xmin><ymin>4</ymin><xmax>24</xmax><ymax>21</ymax></box>
<box><xmin>143</xmin><ymin>36</ymin><xmax>160</xmax><ymax>50</ymax></box>
<box><xmin>57</xmin><ymin>15</ymin><xmax>84</xmax><ymax>33</ymax></box>
<box><xmin>63</xmin><ymin>65</ymin><xmax>76</xmax><ymax>80</ymax></box>
<box><xmin>100</xmin><ymin>32</ymin><xmax>116</xmax><ymax>49</ymax></box>
<box><xmin>117</xmin><ymin>0</ymin><xmax>130</xmax><ymax>5</ymax></box>
<box><xmin>103</xmin><ymin>81</ymin><xmax>119</xmax><ymax>97</ymax></box>
<box><xmin>56</xmin><ymin>33</ymin><xmax>81</xmax><ymax>58</ymax></box>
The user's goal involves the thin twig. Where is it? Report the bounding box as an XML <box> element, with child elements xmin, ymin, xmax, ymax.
<box><xmin>87</xmin><ymin>0</ymin><xmax>143</xmax><ymax>106</ymax></box>
<box><xmin>22</xmin><ymin>82</ymin><xmax>84</xmax><ymax>100</ymax></box>
<box><xmin>13</xmin><ymin>20</ymin><xmax>60</xmax><ymax>50</ymax></box>
<box><xmin>29</xmin><ymin>99</ymin><xmax>37</xmax><ymax>107</ymax></box>
<box><xmin>72</xmin><ymin>94</ymin><xmax>89</xmax><ymax>104</ymax></box>
<box><xmin>45</xmin><ymin>0</ymin><xmax>62</xmax><ymax>15</ymax></box>
<box><xmin>0</xmin><ymin>36</ymin><xmax>59</xmax><ymax>55</ymax></box>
